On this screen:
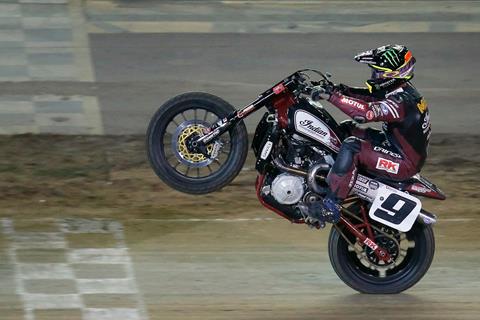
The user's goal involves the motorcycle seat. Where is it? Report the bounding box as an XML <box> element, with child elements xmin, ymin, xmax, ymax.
<box><xmin>368</xmin><ymin>173</ymin><xmax>446</xmax><ymax>200</ymax></box>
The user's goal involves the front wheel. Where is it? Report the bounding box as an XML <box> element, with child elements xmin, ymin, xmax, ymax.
<box><xmin>328</xmin><ymin>222</ymin><xmax>435</xmax><ymax>294</ymax></box>
<box><xmin>147</xmin><ymin>92</ymin><xmax>248</xmax><ymax>194</ymax></box>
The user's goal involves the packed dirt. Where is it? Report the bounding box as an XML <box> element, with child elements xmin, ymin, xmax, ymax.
<box><xmin>1</xmin><ymin>134</ymin><xmax>480</xmax><ymax>320</ymax></box>
<box><xmin>0</xmin><ymin>133</ymin><xmax>478</xmax><ymax>220</ymax></box>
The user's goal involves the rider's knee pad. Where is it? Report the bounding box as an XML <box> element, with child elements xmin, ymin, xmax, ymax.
<box><xmin>331</xmin><ymin>136</ymin><xmax>361</xmax><ymax>175</ymax></box>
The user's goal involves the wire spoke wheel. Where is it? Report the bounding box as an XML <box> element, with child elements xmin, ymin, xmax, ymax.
<box><xmin>147</xmin><ymin>92</ymin><xmax>248</xmax><ymax>194</ymax></box>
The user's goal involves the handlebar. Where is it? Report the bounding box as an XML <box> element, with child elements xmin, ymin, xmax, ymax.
<box><xmin>311</xmin><ymin>87</ymin><xmax>327</xmax><ymax>102</ymax></box>
<box><xmin>293</xmin><ymin>70</ymin><xmax>335</xmax><ymax>101</ymax></box>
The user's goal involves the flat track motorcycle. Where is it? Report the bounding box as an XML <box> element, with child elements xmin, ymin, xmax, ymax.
<box><xmin>147</xmin><ymin>69</ymin><xmax>446</xmax><ymax>294</ymax></box>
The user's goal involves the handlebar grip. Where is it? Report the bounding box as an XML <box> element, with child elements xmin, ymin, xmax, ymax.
<box><xmin>311</xmin><ymin>87</ymin><xmax>326</xmax><ymax>101</ymax></box>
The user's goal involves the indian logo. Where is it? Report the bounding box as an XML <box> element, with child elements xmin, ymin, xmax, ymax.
<box><xmin>294</xmin><ymin>110</ymin><xmax>340</xmax><ymax>152</ymax></box>
<box><xmin>299</xmin><ymin>120</ymin><xmax>327</xmax><ymax>136</ymax></box>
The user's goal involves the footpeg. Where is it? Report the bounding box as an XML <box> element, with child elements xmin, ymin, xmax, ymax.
<box><xmin>297</xmin><ymin>204</ymin><xmax>326</xmax><ymax>229</ymax></box>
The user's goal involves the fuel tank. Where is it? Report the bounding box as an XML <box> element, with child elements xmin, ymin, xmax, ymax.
<box><xmin>287</xmin><ymin>99</ymin><xmax>342</xmax><ymax>153</ymax></box>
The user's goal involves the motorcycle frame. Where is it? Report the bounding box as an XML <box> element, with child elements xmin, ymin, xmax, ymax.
<box><xmin>195</xmin><ymin>71</ymin><xmax>393</xmax><ymax>262</ymax></box>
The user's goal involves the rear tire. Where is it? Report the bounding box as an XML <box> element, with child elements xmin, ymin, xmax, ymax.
<box><xmin>328</xmin><ymin>222</ymin><xmax>435</xmax><ymax>294</ymax></box>
<box><xmin>147</xmin><ymin>92</ymin><xmax>248</xmax><ymax>194</ymax></box>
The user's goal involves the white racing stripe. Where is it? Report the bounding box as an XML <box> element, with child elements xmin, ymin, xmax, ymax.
<box><xmin>382</xmin><ymin>101</ymin><xmax>399</xmax><ymax>118</ymax></box>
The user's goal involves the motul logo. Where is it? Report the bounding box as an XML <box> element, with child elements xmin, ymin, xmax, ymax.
<box><xmin>341</xmin><ymin>97</ymin><xmax>366</xmax><ymax>111</ymax></box>
<box><xmin>376</xmin><ymin>157</ymin><xmax>400</xmax><ymax>174</ymax></box>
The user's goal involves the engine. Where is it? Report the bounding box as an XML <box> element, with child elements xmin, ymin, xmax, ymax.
<box><xmin>283</xmin><ymin>134</ymin><xmax>334</xmax><ymax>170</ymax></box>
<box><xmin>268</xmin><ymin>136</ymin><xmax>334</xmax><ymax>206</ymax></box>
<box><xmin>271</xmin><ymin>173</ymin><xmax>305</xmax><ymax>205</ymax></box>
<box><xmin>256</xmin><ymin>133</ymin><xmax>336</xmax><ymax>222</ymax></box>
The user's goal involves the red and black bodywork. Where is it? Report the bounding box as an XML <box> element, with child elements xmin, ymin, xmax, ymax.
<box><xmin>193</xmin><ymin>70</ymin><xmax>445</xmax><ymax>263</ymax></box>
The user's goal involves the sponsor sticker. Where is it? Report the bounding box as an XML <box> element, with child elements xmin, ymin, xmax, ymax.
<box><xmin>348</xmin><ymin>167</ymin><xmax>357</xmax><ymax>188</ymax></box>
<box><xmin>422</xmin><ymin>111</ymin><xmax>431</xmax><ymax>134</ymax></box>
<box><xmin>373</xmin><ymin>146</ymin><xmax>402</xmax><ymax>158</ymax></box>
<box><xmin>366</xmin><ymin>110</ymin><xmax>375</xmax><ymax>120</ymax></box>
<box><xmin>260</xmin><ymin>141</ymin><xmax>273</xmax><ymax>160</ymax></box>
<box><xmin>385</xmin><ymin>87</ymin><xmax>404</xmax><ymax>98</ymax></box>
<box><xmin>357</xmin><ymin>175</ymin><xmax>369</xmax><ymax>184</ymax></box>
<box><xmin>299</xmin><ymin>119</ymin><xmax>327</xmax><ymax>136</ymax></box>
<box><xmin>410</xmin><ymin>184</ymin><xmax>430</xmax><ymax>194</ymax></box>
<box><xmin>380</xmin><ymin>103</ymin><xmax>389</xmax><ymax>115</ymax></box>
<box><xmin>417</xmin><ymin>98</ymin><xmax>428</xmax><ymax>114</ymax></box>
<box><xmin>368</xmin><ymin>180</ymin><xmax>380</xmax><ymax>190</ymax></box>
<box><xmin>363</xmin><ymin>238</ymin><xmax>378</xmax><ymax>251</ymax></box>
<box><xmin>273</xmin><ymin>83</ymin><xmax>285</xmax><ymax>94</ymax></box>
<box><xmin>353</xmin><ymin>185</ymin><xmax>368</xmax><ymax>193</ymax></box>
<box><xmin>294</xmin><ymin>110</ymin><xmax>340</xmax><ymax>152</ymax></box>
<box><xmin>379</xmin><ymin>101</ymin><xmax>400</xmax><ymax>119</ymax></box>
<box><xmin>237</xmin><ymin>105</ymin><xmax>255</xmax><ymax>118</ymax></box>
<box><xmin>376</xmin><ymin>157</ymin><xmax>400</xmax><ymax>174</ymax></box>
<box><xmin>340</xmin><ymin>97</ymin><xmax>367</xmax><ymax>111</ymax></box>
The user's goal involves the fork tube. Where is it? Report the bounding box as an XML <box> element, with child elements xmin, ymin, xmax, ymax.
<box><xmin>197</xmin><ymin>77</ymin><xmax>297</xmax><ymax>145</ymax></box>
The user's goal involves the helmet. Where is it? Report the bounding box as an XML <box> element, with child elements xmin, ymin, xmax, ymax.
<box><xmin>354</xmin><ymin>44</ymin><xmax>416</xmax><ymax>82</ymax></box>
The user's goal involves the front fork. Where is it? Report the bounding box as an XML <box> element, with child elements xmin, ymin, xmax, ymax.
<box><xmin>187</xmin><ymin>109</ymin><xmax>244</xmax><ymax>157</ymax></box>
<box><xmin>192</xmin><ymin>76</ymin><xmax>299</xmax><ymax>154</ymax></box>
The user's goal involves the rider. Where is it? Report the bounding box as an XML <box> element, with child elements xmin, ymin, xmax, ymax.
<box><xmin>309</xmin><ymin>44</ymin><xmax>431</xmax><ymax>224</ymax></box>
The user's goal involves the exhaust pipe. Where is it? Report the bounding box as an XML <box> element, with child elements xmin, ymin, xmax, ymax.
<box><xmin>272</xmin><ymin>157</ymin><xmax>330</xmax><ymax>195</ymax></box>
<box><xmin>307</xmin><ymin>163</ymin><xmax>330</xmax><ymax>195</ymax></box>
<box><xmin>272</xmin><ymin>157</ymin><xmax>309</xmax><ymax>177</ymax></box>
<box><xmin>417</xmin><ymin>209</ymin><xmax>437</xmax><ymax>225</ymax></box>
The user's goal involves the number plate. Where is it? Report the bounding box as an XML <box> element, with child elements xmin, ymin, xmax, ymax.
<box><xmin>369</xmin><ymin>185</ymin><xmax>421</xmax><ymax>232</ymax></box>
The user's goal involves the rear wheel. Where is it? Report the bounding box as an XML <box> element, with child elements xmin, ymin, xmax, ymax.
<box><xmin>147</xmin><ymin>92</ymin><xmax>248</xmax><ymax>194</ymax></box>
<box><xmin>328</xmin><ymin>215</ymin><xmax>435</xmax><ymax>294</ymax></box>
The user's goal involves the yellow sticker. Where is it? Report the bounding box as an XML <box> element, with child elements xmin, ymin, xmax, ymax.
<box><xmin>417</xmin><ymin>98</ymin><xmax>427</xmax><ymax>113</ymax></box>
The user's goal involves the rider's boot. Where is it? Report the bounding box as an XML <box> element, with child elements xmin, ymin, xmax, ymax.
<box><xmin>306</xmin><ymin>196</ymin><xmax>341</xmax><ymax>225</ymax></box>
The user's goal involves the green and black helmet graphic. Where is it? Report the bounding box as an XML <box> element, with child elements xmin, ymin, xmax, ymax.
<box><xmin>354</xmin><ymin>44</ymin><xmax>413</xmax><ymax>71</ymax></box>
<box><xmin>380</xmin><ymin>47</ymin><xmax>403</xmax><ymax>69</ymax></box>
<box><xmin>354</xmin><ymin>44</ymin><xmax>416</xmax><ymax>80</ymax></box>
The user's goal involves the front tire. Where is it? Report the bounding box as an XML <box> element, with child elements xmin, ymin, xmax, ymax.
<box><xmin>328</xmin><ymin>222</ymin><xmax>435</xmax><ymax>294</ymax></box>
<box><xmin>147</xmin><ymin>92</ymin><xmax>248</xmax><ymax>194</ymax></box>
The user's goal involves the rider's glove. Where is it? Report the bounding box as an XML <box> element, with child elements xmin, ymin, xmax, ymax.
<box><xmin>311</xmin><ymin>80</ymin><xmax>335</xmax><ymax>101</ymax></box>
<box><xmin>311</xmin><ymin>87</ymin><xmax>331</xmax><ymax>101</ymax></box>
<box><xmin>338</xmin><ymin>119</ymin><xmax>358</xmax><ymax>137</ymax></box>
<box><xmin>334</xmin><ymin>83</ymin><xmax>349</xmax><ymax>94</ymax></box>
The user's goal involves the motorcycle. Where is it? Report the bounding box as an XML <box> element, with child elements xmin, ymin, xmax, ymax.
<box><xmin>146</xmin><ymin>69</ymin><xmax>446</xmax><ymax>294</ymax></box>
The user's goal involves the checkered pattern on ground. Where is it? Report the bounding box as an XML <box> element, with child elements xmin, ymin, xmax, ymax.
<box><xmin>1</xmin><ymin>218</ymin><xmax>148</xmax><ymax>320</ymax></box>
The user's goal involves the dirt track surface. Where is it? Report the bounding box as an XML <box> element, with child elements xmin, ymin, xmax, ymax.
<box><xmin>0</xmin><ymin>134</ymin><xmax>479</xmax><ymax>218</ymax></box>
<box><xmin>1</xmin><ymin>134</ymin><xmax>480</xmax><ymax>319</ymax></box>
